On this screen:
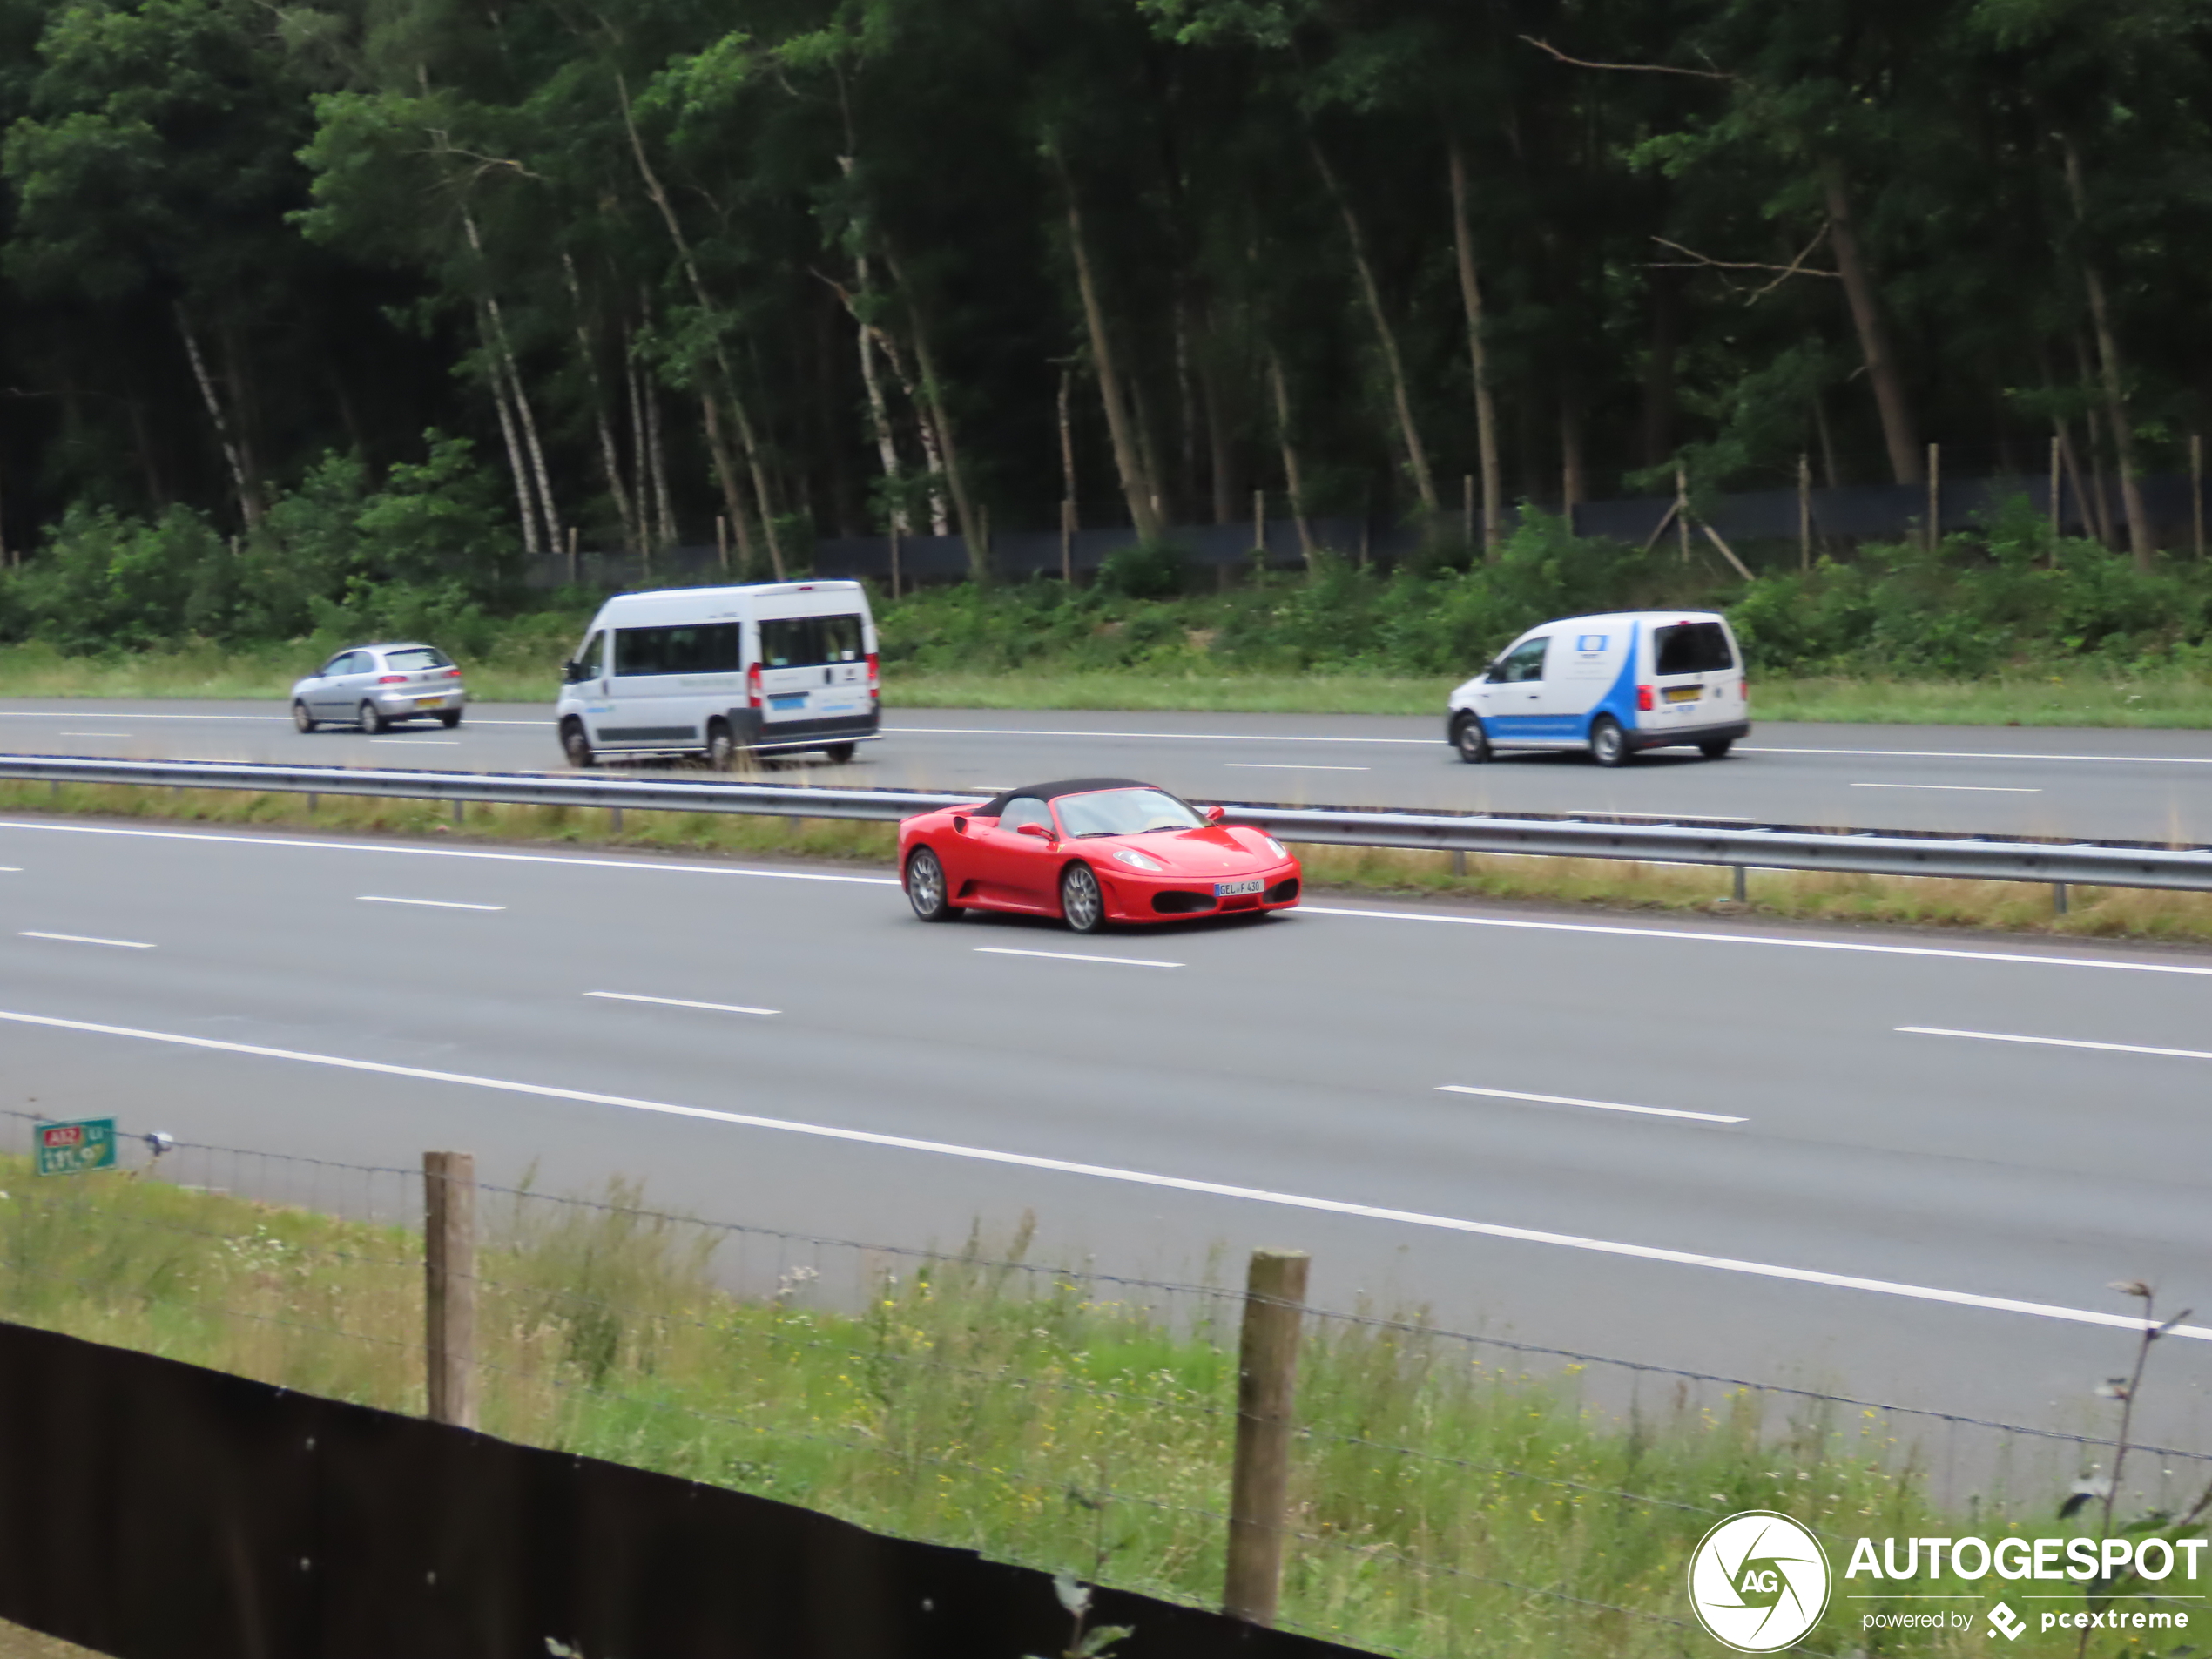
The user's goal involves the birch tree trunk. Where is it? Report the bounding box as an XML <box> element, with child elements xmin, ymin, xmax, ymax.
<box><xmin>460</xmin><ymin>208</ymin><xmax>561</xmax><ymax>558</ymax></box>
<box><xmin>1820</xmin><ymin>161</ymin><xmax>1922</xmax><ymax>486</ymax></box>
<box><xmin>173</xmin><ymin>303</ymin><xmax>262</xmax><ymax>526</ymax></box>
<box><xmin>2062</xmin><ymin>139</ymin><xmax>2153</xmax><ymax>570</ymax></box>
<box><xmin>883</xmin><ymin>252</ymin><xmax>986</xmax><ymax>577</ymax></box>
<box><xmin>1265</xmin><ymin>344</ymin><xmax>1315</xmax><ymax>563</ymax></box>
<box><xmin>562</xmin><ymin>253</ymin><xmax>638</xmax><ymax>556</ymax></box>
<box><xmin>1447</xmin><ymin>135</ymin><xmax>1502</xmax><ymax>558</ymax></box>
<box><xmin>477</xmin><ymin>306</ymin><xmax>540</xmax><ymax>557</ymax></box>
<box><xmin>871</xmin><ymin>325</ymin><xmax>950</xmax><ymax>534</ymax></box>
<box><xmin>1055</xmin><ymin>153</ymin><xmax>1161</xmax><ymax>542</ymax></box>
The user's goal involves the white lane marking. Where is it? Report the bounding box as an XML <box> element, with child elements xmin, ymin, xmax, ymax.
<box><xmin>1749</xmin><ymin>745</ymin><xmax>2212</xmax><ymax>766</ymax></box>
<box><xmin>367</xmin><ymin>738</ymin><xmax>462</xmax><ymax>745</ymax></box>
<box><xmin>0</xmin><ymin>867</ymin><xmax>18</xmax><ymax>872</ymax></box>
<box><xmin>0</xmin><ymin>819</ymin><xmax>901</xmax><ymax>885</ymax></box>
<box><xmin>18</xmin><ymin>932</ymin><xmax>153</xmax><ymax>949</ymax></box>
<box><xmin>1300</xmin><ymin>904</ymin><xmax>2212</xmax><ymax>976</ymax></box>
<box><xmin>1901</xmin><ymin>1026</ymin><xmax>2212</xmax><ymax>1062</ymax></box>
<box><xmin>57</xmin><ymin>732</ymin><xmax>132</xmax><ymax>738</ymax></box>
<box><xmin>975</xmin><ymin>947</ymin><xmax>1184</xmax><ymax>968</ymax></box>
<box><xmin>1851</xmin><ymin>782</ymin><xmax>2040</xmax><ymax>793</ymax></box>
<box><xmin>1</xmin><ymin>1003</ymin><xmax>2200</xmax><ymax>1344</ymax></box>
<box><xmin>587</xmin><ymin>990</ymin><xmax>779</xmax><ymax>1016</ymax></box>
<box><xmin>0</xmin><ymin>711</ymin><xmax>286</xmax><ymax>723</ymax></box>
<box><xmin>358</xmin><ymin>895</ymin><xmax>505</xmax><ymax>912</ymax></box>
<box><xmin>887</xmin><ymin>725</ymin><xmax>1433</xmax><ymax>746</ymax></box>
<box><xmin>1224</xmin><ymin>762</ymin><xmax>1371</xmax><ymax>772</ymax></box>
<box><xmin>1439</xmin><ymin>1084</ymin><xmax>1746</xmax><ymax>1124</ymax></box>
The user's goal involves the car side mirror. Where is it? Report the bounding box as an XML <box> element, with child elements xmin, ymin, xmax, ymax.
<box><xmin>1203</xmin><ymin>805</ymin><xmax>1225</xmax><ymax>825</ymax></box>
<box><xmin>1016</xmin><ymin>822</ymin><xmax>1054</xmax><ymax>840</ymax></box>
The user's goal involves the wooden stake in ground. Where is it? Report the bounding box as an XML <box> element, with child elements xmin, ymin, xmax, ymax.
<box><xmin>1926</xmin><ymin>442</ymin><xmax>1941</xmax><ymax>551</ymax></box>
<box><xmin>1252</xmin><ymin>488</ymin><xmax>1264</xmax><ymax>556</ymax></box>
<box><xmin>2049</xmin><ymin>434</ymin><xmax>2062</xmax><ymax>546</ymax></box>
<box><xmin>1675</xmin><ymin>467</ymin><xmax>1690</xmax><ymax>563</ymax></box>
<box><xmin>1224</xmin><ymin>1247</ymin><xmax>1309</xmax><ymax>1626</ymax></box>
<box><xmin>424</xmin><ymin>1150</ymin><xmax>478</xmax><ymax>1431</ymax></box>
<box><xmin>2195</xmin><ymin>434</ymin><xmax>2205</xmax><ymax>560</ymax></box>
<box><xmin>1797</xmin><ymin>453</ymin><xmax>1811</xmax><ymax>572</ymax></box>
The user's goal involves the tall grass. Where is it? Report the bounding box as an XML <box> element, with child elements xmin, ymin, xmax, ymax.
<box><xmin>0</xmin><ymin>1157</ymin><xmax>2180</xmax><ymax>1656</ymax></box>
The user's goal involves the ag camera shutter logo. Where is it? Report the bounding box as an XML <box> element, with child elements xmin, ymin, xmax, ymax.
<box><xmin>1687</xmin><ymin>1510</ymin><xmax>1831</xmax><ymax>1651</ymax></box>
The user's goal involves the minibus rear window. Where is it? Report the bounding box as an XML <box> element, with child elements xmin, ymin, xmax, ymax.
<box><xmin>1653</xmin><ymin>622</ymin><xmax>1735</xmax><ymax>676</ymax></box>
<box><xmin>613</xmin><ymin>623</ymin><xmax>740</xmax><ymax>677</ymax></box>
<box><xmin>760</xmin><ymin>614</ymin><xmax>866</xmax><ymax>668</ymax></box>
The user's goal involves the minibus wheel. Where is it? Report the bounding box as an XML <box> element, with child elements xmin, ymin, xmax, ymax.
<box><xmin>1450</xmin><ymin>713</ymin><xmax>1489</xmax><ymax>764</ymax></box>
<box><xmin>561</xmin><ymin>718</ymin><xmax>596</xmax><ymax>768</ymax></box>
<box><xmin>1589</xmin><ymin>716</ymin><xmax>1630</xmax><ymax>767</ymax></box>
<box><xmin>822</xmin><ymin>742</ymin><xmax>857</xmax><ymax>765</ymax></box>
<box><xmin>705</xmin><ymin>718</ymin><xmax>738</xmax><ymax>772</ymax></box>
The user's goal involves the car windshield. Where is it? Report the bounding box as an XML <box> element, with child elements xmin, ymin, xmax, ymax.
<box><xmin>1055</xmin><ymin>787</ymin><xmax>1204</xmax><ymax>838</ymax></box>
<box><xmin>383</xmin><ymin>647</ymin><xmax>453</xmax><ymax>672</ymax></box>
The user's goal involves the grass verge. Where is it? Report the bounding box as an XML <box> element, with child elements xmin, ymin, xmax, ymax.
<box><xmin>5</xmin><ymin>636</ymin><xmax>2212</xmax><ymax>726</ymax></box>
<box><xmin>4</xmin><ymin>780</ymin><xmax>2210</xmax><ymax>947</ymax></box>
<box><xmin>1</xmin><ymin>1157</ymin><xmax>2167</xmax><ymax>1658</ymax></box>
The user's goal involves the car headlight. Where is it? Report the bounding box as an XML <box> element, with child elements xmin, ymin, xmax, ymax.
<box><xmin>1112</xmin><ymin>848</ymin><xmax>1165</xmax><ymax>872</ymax></box>
<box><xmin>1264</xmin><ymin>836</ymin><xmax>1286</xmax><ymax>858</ymax></box>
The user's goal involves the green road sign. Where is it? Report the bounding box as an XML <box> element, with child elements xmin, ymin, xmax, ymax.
<box><xmin>35</xmin><ymin>1118</ymin><xmax>116</xmax><ymax>1177</ymax></box>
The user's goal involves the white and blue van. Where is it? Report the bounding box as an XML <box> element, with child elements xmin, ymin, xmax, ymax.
<box><xmin>556</xmin><ymin>581</ymin><xmax>880</xmax><ymax>769</ymax></box>
<box><xmin>1446</xmin><ymin>610</ymin><xmax>1749</xmax><ymax>767</ymax></box>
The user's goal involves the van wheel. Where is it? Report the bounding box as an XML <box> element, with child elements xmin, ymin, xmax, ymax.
<box><xmin>905</xmin><ymin>847</ymin><xmax>958</xmax><ymax>921</ymax></box>
<box><xmin>705</xmin><ymin>718</ymin><xmax>738</xmax><ymax>772</ymax></box>
<box><xmin>358</xmin><ymin>702</ymin><xmax>386</xmax><ymax>735</ymax></box>
<box><xmin>1450</xmin><ymin>713</ymin><xmax>1490</xmax><ymax>765</ymax></box>
<box><xmin>292</xmin><ymin>701</ymin><xmax>317</xmax><ymax>733</ymax></box>
<box><xmin>1590</xmin><ymin>716</ymin><xmax>1630</xmax><ymax>768</ymax></box>
<box><xmin>561</xmin><ymin>718</ymin><xmax>596</xmax><ymax>768</ymax></box>
<box><xmin>1699</xmin><ymin>738</ymin><xmax>1734</xmax><ymax>759</ymax></box>
<box><xmin>1060</xmin><ymin>863</ymin><xmax>1105</xmax><ymax>934</ymax></box>
<box><xmin>822</xmin><ymin>742</ymin><xmax>857</xmax><ymax>765</ymax></box>
<box><xmin>439</xmin><ymin>710</ymin><xmax>462</xmax><ymax>730</ymax></box>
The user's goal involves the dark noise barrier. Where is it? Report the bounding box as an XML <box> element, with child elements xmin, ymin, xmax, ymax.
<box><xmin>0</xmin><ymin>1321</ymin><xmax>1366</xmax><ymax>1659</ymax></box>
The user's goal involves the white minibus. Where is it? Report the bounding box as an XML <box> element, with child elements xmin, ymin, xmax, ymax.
<box><xmin>1446</xmin><ymin>610</ymin><xmax>1749</xmax><ymax>766</ymax></box>
<box><xmin>556</xmin><ymin>581</ymin><xmax>880</xmax><ymax>768</ymax></box>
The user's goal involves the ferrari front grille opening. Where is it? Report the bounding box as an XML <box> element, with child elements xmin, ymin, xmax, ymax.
<box><xmin>1151</xmin><ymin>890</ymin><xmax>1218</xmax><ymax>915</ymax></box>
<box><xmin>1266</xmin><ymin>878</ymin><xmax>1300</xmax><ymax>903</ymax></box>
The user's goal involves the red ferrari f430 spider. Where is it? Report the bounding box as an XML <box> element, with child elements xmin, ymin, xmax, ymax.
<box><xmin>899</xmin><ymin>778</ymin><xmax>1301</xmax><ymax>932</ymax></box>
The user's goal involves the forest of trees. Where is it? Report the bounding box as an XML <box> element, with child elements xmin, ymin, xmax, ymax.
<box><xmin>2</xmin><ymin>0</ymin><xmax>2209</xmax><ymax>588</ymax></box>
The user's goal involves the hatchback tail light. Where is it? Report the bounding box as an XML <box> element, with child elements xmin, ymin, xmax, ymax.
<box><xmin>445</xmin><ymin>667</ymin><xmax>462</xmax><ymax>678</ymax></box>
<box><xmin>376</xmin><ymin>675</ymin><xmax>406</xmax><ymax>685</ymax></box>
<box><xmin>746</xmin><ymin>662</ymin><xmax>763</xmax><ymax>710</ymax></box>
<box><xmin>1635</xmin><ymin>685</ymin><xmax>1655</xmax><ymax>712</ymax></box>
<box><xmin>866</xmin><ymin>651</ymin><xmax>880</xmax><ymax>698</ymax></box>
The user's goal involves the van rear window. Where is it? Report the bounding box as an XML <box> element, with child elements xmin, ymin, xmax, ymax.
<box><xmin>1653</xmin><ymin>622</ymin><xmax>1735</xmax><ymax>676</ymax></box>
<box><xmin>760</xmin><ymin>614</ymin><xmax>865</xmax><ymax>668</ymax></box>
<box><xmin>613</xmin><ymin>623</ymin><xmax>740</xmax><ymax>677</ymax></box>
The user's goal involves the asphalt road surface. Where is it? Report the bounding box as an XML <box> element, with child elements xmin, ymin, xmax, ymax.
<box><xmin>4</xmin><ymin>812</ymin><xmax>2209</xmax><ymax>1464</ymax></box>
<box><xmin>4</xmin><ymin>698</ymin><xmax>2212</xmax><ymax>841</ymax></box>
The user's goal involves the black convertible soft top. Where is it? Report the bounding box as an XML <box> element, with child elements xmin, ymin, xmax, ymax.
<box><xmin>976</xmin><ymin>778</ymin><xmax>1167</xmax><ymax>817</ymax></box>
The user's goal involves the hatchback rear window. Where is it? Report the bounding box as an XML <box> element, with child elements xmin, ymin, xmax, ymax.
<box><xmin>759</xmin><ymin>614</ymin><xmax>866</xmax><ymax>668</ymax></box>
<box><xmin>1653</xmin><ymin>622</ymin><xmax>1734</xmax><ymax>676</ymax></box>
<box><xmin>382</xmin><ymin>648</ymin><xmax>453</xmax><ymax>672</ymax></box>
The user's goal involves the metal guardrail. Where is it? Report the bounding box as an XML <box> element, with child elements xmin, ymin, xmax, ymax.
<box><xmin>5</xmin><ymin>752</ymin><xmax>2211</xmax><ymax>895</ymax></box>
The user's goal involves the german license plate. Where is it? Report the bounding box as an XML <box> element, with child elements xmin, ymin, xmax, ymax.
<box><xmin>414</xmin><ymin>696</ymin><xmax>444</xmax><ymax>707</ymax></box>
<box><xmin>1663</xmin><ymin>685</ymin><xmax>1702</xmax><ymax>703</ymax></box>
<box><xmin>1215</xmin><ymin>878</ymin><xmax>1264</xmax><ymax>897</ymax></box>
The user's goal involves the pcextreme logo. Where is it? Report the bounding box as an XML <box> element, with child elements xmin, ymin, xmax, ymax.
<box><xmin>1687</xmin><ymin>1511</ymin><xmax>1831</xmax><ymax>1652</ymax></box>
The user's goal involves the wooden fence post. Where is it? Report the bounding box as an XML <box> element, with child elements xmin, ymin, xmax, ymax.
<box><xmin>1252</xmin><ymin>489</ymin><xmax>1264</xmax><ymax>557</ymax></box>
<box><xmin>716</xmin><ymin>515</ymin><xmax>730</xmax><ymax>576</ymax></box>
<box><xmin>1463</xmin><ymin>473</ymin><xmax>1475</xmax><ymax>549</ymax></box>
<box><xmin>1224</xmin><ymin>1247</ymin><xmax>1309</xmax><ymax>1626</ymax></box>
<box><xmin>1797</xmin><ymin>453</ymin><xmax>1811</xmax><ymax>572</ymax></box>
<box><xmin>424</xmin><ymin>1150</ymin><xmax>478</xmax><ymax>1430</ymax></box>
<box><xmin>2049</xmin><ymin>435</ymin><xmax>2062</xmax><ymax>545</ymax></box>
<box><xmin>1926</xmin><ymin>442</ymin><xmax>1941</xmax><ymax>550</ymax></box>
<box><xmin>2193</xmin><ymin>434</ymin><xmax>2204</xmax><ymax>560</ymax></box>
<box><xmin>890</xmin><ymin>523</ymin><xmax>902</xmax><ymax>599</ymax></box>
<box><xmin>1061</xmin><ymin>498</ymin><xmax>1074</xmax><ymax>583</ymax></box>
<box><xmin>1674</xmin><ymin>467</ymin><xmax>1690</xmax><ymax>562</ymax></box>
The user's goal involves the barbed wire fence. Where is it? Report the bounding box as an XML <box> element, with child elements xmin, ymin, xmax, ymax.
<box><xmin>0</xmin><ymin>1105</ymin><xmax>2202</xmax><ymax>1659</ymax></box>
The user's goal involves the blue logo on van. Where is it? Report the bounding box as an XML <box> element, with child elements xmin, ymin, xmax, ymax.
<box><xmin>1576</xmin><ymin>634</ymin><xmax>1608</xmax><ymax>652</ymax></box>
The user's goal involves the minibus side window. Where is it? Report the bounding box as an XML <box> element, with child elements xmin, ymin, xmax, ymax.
<box><xmin>759</xmin><ymin>615</ymin><xmax>866</xmax><ymax>668</ymax></box>
<box><xmin>613</xmin><ymin>624</ymin><xmax>739</xmax><ymax>677</ymax></box>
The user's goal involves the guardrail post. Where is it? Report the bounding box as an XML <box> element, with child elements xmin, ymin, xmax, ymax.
<box><xmin>2054</xmin><ymin>881</ymin><xmax>2069</xmax><ymax>916</ymax></box>
<box><xmin>1224</xmin><ymin>1246</ymin><xmax>1308</xmax><ymax>1626</ymax></box>
<box><xmin>1732</xmin><ymin>864</ymin><xmax>1747</xmax><ymax>904</ymax></box>
<box><xmin>424</xmin><ymin>1150</ymin><xmax>478</xmax><ymax>1429</ymax></box>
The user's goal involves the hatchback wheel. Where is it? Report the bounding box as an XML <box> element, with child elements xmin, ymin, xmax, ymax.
<box><xmin>1589</xmin><ymin>716</ymin><xmax>1629</xmax><ymax>768</ymax></box>
<box><xmin>1451</xmin><ymin>713</ymin><xmax>1490</xmax><ymax>765</ymax></box>
<box><xmin>906</xmin><ymin>847</ymin><xmax>957</xmax><ymax>922</ymax></box>
<box><xmin>1060</xmin><ymin>862</ymin><xmax>1105</xmax><ymax>934</ymax></box>
<box><xmin>292</xmin><ymin>701</ymin><xmax>317</xmax><ymax>733</ymax></box>
<box><xmin>439</xmin><ymin>710</ymin><xmax>462</xmax><ymax>730</ymax></box>
<box><xmin>359</xmin><ymin>702</ymin><xmax>386</xmax><ymax>735</ymax></box>
<box><xmin>561</xmin><ymin>718</ymin><xmax>596</xmax><ymax>768</ymax></box>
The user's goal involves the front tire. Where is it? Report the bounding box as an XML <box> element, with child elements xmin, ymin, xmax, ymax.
<box><xmin>1060</xmin><ymin>862</ymin><xmax>1105</xmax><ymax>934</ymax></box>
<box><xmin>1451</xmin><ymin>712</ymin><xmax>1490</xmax><ymax>765</ymax></box>
<box><xmin>561</xmin><ymin>718</ymin><xmax>596</xmax><ymax>768</ymax></box>
<box><xmin>1699</xmin><ymin>737</ymin><xmax>1734</xmax><ymax>759</ymax></box>
<box><xmin>359</xmin><ymin>702</ymin><xmax>386</xmax><ymax>735</ymax></box>
<box><xmin>292</xmin><ymin>701</ymin><xmax>317</xmax><ymax>733</ymax></box>
<box><xmin>905</xmin><ymin>847</ymin><xmax>958</xmax><ymax>921</ymax></box>
<box><xmin>1590</xmin><ymin>715</ymin><xmax>1630</xmax><ymax>768</ymax></box>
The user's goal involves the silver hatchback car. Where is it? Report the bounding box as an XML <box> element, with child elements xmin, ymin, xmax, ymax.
<box><xmin>291</xmin><ymin>642</ymin><xmax>469</xmax><ymax>732</ymax></box>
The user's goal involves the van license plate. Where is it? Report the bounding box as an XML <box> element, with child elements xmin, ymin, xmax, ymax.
<box><xmin>769</xmin><ymin>694</ymin><xmax>807</xmax><ymax>711</ymax></box>
<box><xmin>1663</xmin><ymin>686</ymin><xmax>1702</xmax><ymax>703</ymax></box>
<box><xmin>1215</xmin><ymin>878</ymin><xmax>1264</xmax><ymax>896</ymax></box>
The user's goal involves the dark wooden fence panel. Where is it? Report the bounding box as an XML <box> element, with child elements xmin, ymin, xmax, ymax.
<box><xmin>0</xmin><ymin>1321</ymin><xmax>1366</xmax><ymax>1659</ymax></box>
